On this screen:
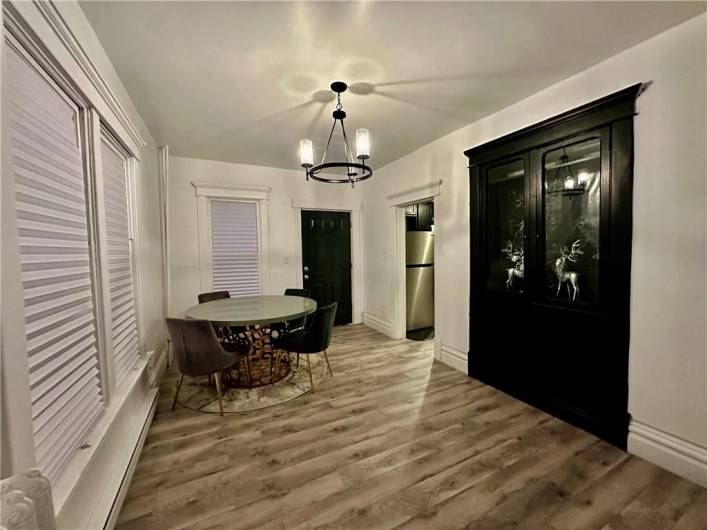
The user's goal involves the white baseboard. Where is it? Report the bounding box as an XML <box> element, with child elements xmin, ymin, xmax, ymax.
<box><xmin>439</xmin><ymin>344</ymin><xmax>468</xmax><ymax>374</ymax></box>
<box><xmin>628</xmin><ymin>420</ymin><xmax>707</xmax><ymax>487</ymax></box>
<box><xmin>362</xmin><ymin>312</ymin><xmax>394</xmax><ymax>337</ymax></box>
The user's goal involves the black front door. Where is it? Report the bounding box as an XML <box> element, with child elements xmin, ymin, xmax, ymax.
<box><xmin>301</xmin><ymin>210</ymin><xmax>352</xmax><ymax>325</ymax></box>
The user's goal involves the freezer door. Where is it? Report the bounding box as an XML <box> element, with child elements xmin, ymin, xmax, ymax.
<box><xmin>406</xmin><ymin>266</ymin><xmax>434</xmax><ymax>330</ymax></box>
<box><xmin>405</xmin><ymin>231</ymin><xmax>434</xmax><ymax>265</ymax></box>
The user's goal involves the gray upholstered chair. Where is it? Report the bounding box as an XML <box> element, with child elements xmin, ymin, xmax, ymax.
<box><xmin>166</xmin><ymin>318</ymin><xmax>250</xmax><ymax>415</ymax></box>
<box><xmin>274</xmin><ymin>302</ymin><xmax>336</xmax><ymax>393</ymax></box>
<box><xmin>198</xmin><ymin>290</ymin><xmax>230</xmax><ymax>304</ymax></box>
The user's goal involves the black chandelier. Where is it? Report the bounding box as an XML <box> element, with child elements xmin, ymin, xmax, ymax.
<box><xmin>299</xmin><ymin>81</ymin><xmax>372</xmax><ymax>187</ymax></box>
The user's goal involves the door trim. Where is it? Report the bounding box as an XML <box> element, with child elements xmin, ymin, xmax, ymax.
<box><xmin>292</xmin><ymin>200</ymin><xmax>362</xmax><ymax>325</ymax></box>
<box><xmin>389</xmin><ymin>183</ymin><xmax>442</xmax><ymax>342</ymax></box>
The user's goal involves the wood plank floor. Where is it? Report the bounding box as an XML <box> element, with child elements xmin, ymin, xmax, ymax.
<box><xmin>116</xmin><ymin>325</ymin><xmax>706</xmax><ymax>530</ymax></box>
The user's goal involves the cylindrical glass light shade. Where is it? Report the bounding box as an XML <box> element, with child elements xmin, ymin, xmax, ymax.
<box><xmin>356</xmin><ymin>128</ymin><xmax>370</xmax><ymax>159</ymax></box>
<box><xmin>300</xmin><ymin>139</ymin><xmax>313</xmax><ymax>167</ymax></box>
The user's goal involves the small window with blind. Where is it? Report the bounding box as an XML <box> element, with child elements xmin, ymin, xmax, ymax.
<box><xmin>100</xmin><ymin>135</ymin><xmax>141</xmax><ymax>388</ymax></box>
<box><xmin>210</xmin><ymin>200</ymin><xmax>260</xmax><ymax>296</ymax></box>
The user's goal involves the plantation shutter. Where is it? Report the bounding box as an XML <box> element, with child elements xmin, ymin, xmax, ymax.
<box><xmin>5</xmin><ymin>43</ymin><xmax>104</xmax><ymax>483</ymax></box>
<box><xmin>101</xmin><ymin>137</ymin><xmax>140</xmax><ymax>387</ymax></box>
<box><xmin>211</xmin><ymin>200</ymin><xmax>260</xmax><ymax>296</ymax></box>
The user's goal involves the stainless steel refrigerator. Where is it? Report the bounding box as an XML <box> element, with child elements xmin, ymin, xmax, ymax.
<box><xmin>406</xmin><ymin>231</ymin><xmax>434</xmax><ymax>331</ymax></box>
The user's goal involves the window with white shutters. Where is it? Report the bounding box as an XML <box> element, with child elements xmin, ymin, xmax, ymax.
<box><xmin>4</xmin><ymin>42</ymin><xmax>104</xmax><ymax>483</ymax></box>
<box><xmin>210</xmin><ymin>200</ymin><xmax>260</xmax><ymax>296</ymax></box>
<box><xmin>101</xmin><ymin>136</ymin><xmax>140</xmax><ymax>387</ymax></box>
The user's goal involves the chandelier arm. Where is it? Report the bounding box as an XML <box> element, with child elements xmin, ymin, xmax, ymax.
<box><xmin>320</xmin><ymin>117</ymin><xmax>338</xmax><ymax>166</ymax></box>
<box><xmin>339</xmin><ymin>119</ymin><xmax>355</xmax><ymax>166</ymax></box>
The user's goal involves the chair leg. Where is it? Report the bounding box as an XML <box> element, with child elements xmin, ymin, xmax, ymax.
<box><xmin>214</xmin><ymin>372</ymin><xmax>225</xmax><ymax>416</ymax></box>
<box><xmin>305</xmin><ymin>354</ymin><xmax>314</xmax><ymax>393</ymax></box>
<box><xmin>296</xmin><ymin>353</ymin><xmax>300</xmax><ymax>367</ymax></box>
<box><xmin>171</xmin><ymin>373</ymin><xmax>184</xmax><ymax>411</ymax></box>
<box><xmin>323</xmin><ymin>349</ymin><xmax>333</xmax><ymax>377</ymax></box>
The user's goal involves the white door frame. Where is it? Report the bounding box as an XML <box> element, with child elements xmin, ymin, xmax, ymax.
<box><xmin>292</xmin><ymin>198</ymin><xmax>363</xmax><ymax>324</ymax></box>
<box><xmin>386</xmin><ymin>180</ymin><xmax>443</xmax><ymax>342</ymax></box>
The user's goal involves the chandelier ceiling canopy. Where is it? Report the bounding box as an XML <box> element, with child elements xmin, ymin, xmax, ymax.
<box><xmin>299</xmin><ymin>81</ymin><xmax>372</xmax><ymax>187</ymax></box>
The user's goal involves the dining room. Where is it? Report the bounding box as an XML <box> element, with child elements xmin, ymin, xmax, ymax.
<box><xmin>1</xmin><ymin>2</ymin><xmax>706</xmax><ymax>529</ymax></box>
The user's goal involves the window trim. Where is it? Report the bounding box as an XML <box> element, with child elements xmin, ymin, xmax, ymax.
<box><xmin>93</xmin><ymin>122</ymin><xmax>145</xmax><ymax>394</ymax></box>
<box><xmin>1</xmin><ymin>20</ymin><xmax>145</xmax><ymax>494</ymax></box>
<box><xmin>191</xmin><ymin>183</ymin><xmax>271</xmax><ymax>296</ymax></box>
<box><xmin>2</xmin><ymin>32</ymin><xmax>107</xmax><ymax>481</ymax></box>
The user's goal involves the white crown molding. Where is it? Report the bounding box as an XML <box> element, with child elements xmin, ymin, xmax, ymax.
<box><xmin>190</xmin><ymin>182</ymin><xmax>271</xmax><ymax>200</ymax></box>
<box><xmin>628</xmin><ymin>420</ymin><xmax>707</xmax><ymax>487</ymax></box>
<box><xmin>386</xmin><ymin>179</ymin><xmax>443</xmax><ymax>206</ymax></box>
<box><xmin>29</xmin><ymin>0</ymin><xmax>147</xmax><ymax>150</ymax></box>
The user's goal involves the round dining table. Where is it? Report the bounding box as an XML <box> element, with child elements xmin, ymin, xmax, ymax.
<box><xmin>184</xmin><ymin>295</ymin><xmax>317</xmax><ymax>388</ymax></box>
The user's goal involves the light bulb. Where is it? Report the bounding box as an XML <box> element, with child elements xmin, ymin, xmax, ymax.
<box><xmin>577</xmin><ymin>171</ymin><xmax>590</xmax><ymax>185</ymax></box>
<box><xmin>299</xmin><ymin>139</ymin><xmax>313</xmax><ymax>167</ymax></box>
<box><xmin>356</xmin><ymin>128</ymin><xmax>370</xmax><ymax>159</ymax></box>
<box><xmin>564</xmin><ymin>176</ymin><xmax>575</xmax><ymax>190</ymax></box>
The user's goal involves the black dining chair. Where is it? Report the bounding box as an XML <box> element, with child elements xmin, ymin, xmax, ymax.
<box><xmin>165</xmin><ymin>318</ymin><xmax>250</xmax><ymax>415</ymax></box>
<box><xmin>282</xmin><ymin>288</ymin><xmax>312</xmax><ymax>335</ymax></box>
<box><xmin>198</xmin><ymin>290</ymin><xmax>230</xmax><ymax>304</ymax></box>
<box><xmin>284</xmin><ymin>288</ymin><xmax>311</xmax><ymax>298</ymax></box>
<box><xmin>274</xmin><ymin>302</ymin><xmax>336</xmax><ymax>393</ymax></box>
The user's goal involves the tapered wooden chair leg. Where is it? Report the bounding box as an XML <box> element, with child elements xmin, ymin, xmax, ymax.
<box><xmin>323</xmin><ymin>349</ymin><xmax>333</xmax><ymax>377</ymax></box>
<box><xmin>171</xmin><ymin>373</ymin><xmax>184</xmax><ymax>411</ymax></box>
<box><xmin>305</xmin><ymin>354</ymin><xmax>314</xmax><ymax>393</ymax></box>
<box><xmin>214</xmin><ymin>372</ymin><xmax>225</xmax><ymax>416</ymax></box>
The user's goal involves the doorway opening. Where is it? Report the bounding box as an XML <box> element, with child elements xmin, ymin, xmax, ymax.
<box><xmin>404</xmin><ymin>200</ymin><xmax>435</xmax><ymax>341</ymax></box>
<box><xmin>300</xmin><ymin>210</ymin><xmax>352</xmax><ymax>325</ymax></box>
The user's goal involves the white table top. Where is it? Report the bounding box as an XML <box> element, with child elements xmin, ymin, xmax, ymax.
<box><xmin>184</xmin><ymin>295</ymin><xmax>317</xmax><ymax>326</ymax></box>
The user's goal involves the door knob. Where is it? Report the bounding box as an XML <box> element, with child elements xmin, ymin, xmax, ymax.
<box><xmin>304</xmin><ymin>274</ymin><xmax>309</xmax><ymax>280</ymax></box>
<box><xmin>303</xmin><ymin>266</ymin><xmax>309</xmax><ymax>271</ymax></box>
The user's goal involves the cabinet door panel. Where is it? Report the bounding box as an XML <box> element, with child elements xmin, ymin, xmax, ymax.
<box><xmin>534</xmin><ymin>129</ymin><xmax>610</xmax><ymax>308</ymax></box>
<box><xmin>481</xmin><ymin>156</ymin><xmax>529</xmax><ymax>293</ymax></box>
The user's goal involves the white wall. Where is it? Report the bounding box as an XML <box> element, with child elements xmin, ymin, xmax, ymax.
<box><xmin>168</xmin><ymin>156</ymin><xmax>363</xmax><ymax>318</ymax></box>
<box><xmin>361</xmin><ymin>14</ymin><xmax>706</xmax><ymax>480</ymax></box>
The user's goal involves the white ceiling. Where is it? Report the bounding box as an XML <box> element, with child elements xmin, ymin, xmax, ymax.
<box><xmin>81</xmin><ymin>1</ymin><xmax>704</xmax><ymax>171</ymax></box>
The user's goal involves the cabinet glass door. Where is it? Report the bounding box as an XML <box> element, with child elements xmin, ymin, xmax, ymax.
<box><xmin>542</xmin><ymin>137</ymin><xmax>602</xmax><ymax>305</ymax></box>
<box><xmin>485</xmin><ymin>158</ymin><xmax>526</xmax><ymax>292</ymax></box>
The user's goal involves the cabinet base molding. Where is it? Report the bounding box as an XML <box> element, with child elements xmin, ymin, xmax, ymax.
<box><xmin>628</xmin><ymin>420</ymin><xmax>707</xmax><ymax>487</ymax></box>
<box><xmin>362</xmin><ymin>312</ymin><xmax>394</xmax><ymax>337</ymax></box>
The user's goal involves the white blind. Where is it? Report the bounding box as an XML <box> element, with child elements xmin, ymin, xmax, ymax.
<box><xmin>5</xmin><ymin>43</ymin><xmax>104</xmax><ymax>483</ymax></box>
<box><xmin>211</xmin><ymin>200</ymin><xmax>260</xmax><ymax>296</ymax></box>
<box><xmin>101</xmin><ymin>137</ymin><xmax>140</xmax><ymax>387</ymax></box>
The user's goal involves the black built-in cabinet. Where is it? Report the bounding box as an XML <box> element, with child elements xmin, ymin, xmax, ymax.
<box><xmin>465</xmin><ymin>84</ymin><xmax>643</xmax><ymax>448</ymax></box>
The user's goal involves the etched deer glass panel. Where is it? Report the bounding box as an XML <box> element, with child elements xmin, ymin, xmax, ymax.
<box><xmin>486</xmin><ymin>159</ymin><xmax>525</xmax><ymax>292</ymax></box>
<box><xmin>543</xmin><ymin>138</ymin><xmax>601</xmax><ymax>303</ymax></box>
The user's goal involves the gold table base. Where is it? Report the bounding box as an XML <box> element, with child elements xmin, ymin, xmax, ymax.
<box><xmin>221</xmin><ymin>325</ymin><xmax>291</xmax><ymax>388</ymax></box>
